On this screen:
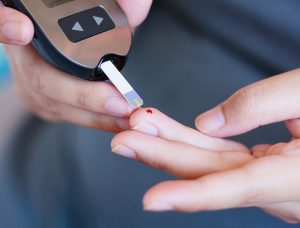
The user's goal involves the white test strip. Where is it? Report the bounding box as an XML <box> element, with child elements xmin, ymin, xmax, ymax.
<box><xmin>100</xmin><ymin>61</ymin><xmax>144</xmax><ymax>108</ymax></box>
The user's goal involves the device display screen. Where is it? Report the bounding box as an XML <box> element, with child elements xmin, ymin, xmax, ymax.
<box><xmin>42</xmin><ymin>0</ymin><xmax>74</xmax><ymax>8</ymax></box>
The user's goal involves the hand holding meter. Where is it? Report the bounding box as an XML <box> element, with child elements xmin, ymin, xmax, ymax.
<box><xmin>1</xmin><ymin>0</ymin><xmax>143</xmax><ymax>107</ymax></box>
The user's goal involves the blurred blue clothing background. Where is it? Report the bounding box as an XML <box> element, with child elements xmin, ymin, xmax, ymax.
<box><xmin>0</xmin><ymin>45</ymin><xmax>10</xmax><ymax>83</ymax></box>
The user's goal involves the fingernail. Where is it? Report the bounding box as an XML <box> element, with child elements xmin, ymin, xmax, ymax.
<box><xmin>196</xmin><ymin>106</ymin><xmax>225</xmax><ymax>134</ymax></box>
<box><xmin>133</xmin><ymin>121</ymin><xmax>159</xmax><ymax>136</ymax></box>
<box><xmin>2</xmin><ymin>21</ymin><xmax>25</xmax><ymax>43</ymax></box>
<box><xmin>105</xmin><ymin>97</ymin><xmax>132</xmax><ymax>117</ymax></box>
<box><xmin>112</xmin><ymin>145</ymin><xmax>136</xmax><ymax>159</ymax></box>
<box><xmin>144</xmin><ymin>202</ymin><xmax>174</xmax><ymax>212</ymax></box>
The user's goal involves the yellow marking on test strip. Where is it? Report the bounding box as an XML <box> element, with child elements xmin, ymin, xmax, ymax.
<box><xmin>101</xmin><ymin>61</ymin><xmax>144</xmax><ymax>108</ymax></box>
<box><xmin>134</xmin><ymin>99</ymin><xmax>141</xmax><ymax>107</ymax></box>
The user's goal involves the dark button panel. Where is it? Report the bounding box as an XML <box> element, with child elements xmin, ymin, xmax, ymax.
<box><xmin>58</xmin><ymin>6</ymin><xmax>115</xmax><ymax>43</ymax></box>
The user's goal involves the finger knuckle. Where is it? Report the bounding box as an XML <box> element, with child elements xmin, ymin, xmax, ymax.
<box><xmin>41</xmin><ymin>95</ymin><xmax>61</xmax><ymax>118</ymax></box>
<box><xmin>241</xmin><ymin>168</ymin><xmax>266</xmax><ymax>206</ymax></box>
<box><xmin>228</xmin><ymin>86</ymin><xmax>263</xmax><ymax>122</ymax></box>
<box><xmin>26</xmin><ymin>59</ymin><xmax>46</xmax><ymax>93</ymax></box>
<box><xmin>77</xmin><ymin>86</ymin><xmax>92</xmax><ymax>109</ymax></box>
<box><xmin>243</xmin><ymin>188</ymin><xmax>266</xmax><ymax>206</ymax></box>
<box><xmin>215</xmin><ymin>152</ymin><xmax>225</xmax><ymax>171</ymax></box>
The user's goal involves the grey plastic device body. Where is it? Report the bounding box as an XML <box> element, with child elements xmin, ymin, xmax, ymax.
<box><xmin>1</xmin><ymin>0</ymin><xmax>132</xmax><ymax>81</ymax></box>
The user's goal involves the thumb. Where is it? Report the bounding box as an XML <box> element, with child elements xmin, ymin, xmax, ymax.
<box><xmin>0</xmin><ymin>5</ymin><xmax>34</xmax><ymax>45</ymax></box>
<box><xmin>196</xmin><ymin>69</ymin><xmax>300</xmax><ymax>137</ymax></box>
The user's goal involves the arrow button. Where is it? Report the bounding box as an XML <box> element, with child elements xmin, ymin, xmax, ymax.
<box><xmin>93</xmin><ymin>16</ymin><xmax>104</xmax><ymax>26</ymax></box>
<box><xmin>72</xmin><ymin>22</ymin><xmax>84</xmax><ymax>32</ymax></box>
<box><xmin>58</xmin><ymin>6</ymin><xmax>115</xmax><ymax>43</ymax></box>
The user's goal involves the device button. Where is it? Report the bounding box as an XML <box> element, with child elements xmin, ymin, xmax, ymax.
<box><xmin>58</xmin><ymin>6</ymin><xmax>115</xmax><ymax>43</ymax></box>
<box><xmin>72</xmin><ymin>22</ymin><xmax>84</xmax><ymax>32</ymax></box>
<box><xmin>93</xmin><ymin>16</ymin><xmax>104</xmax><ymax>26</ymax></box>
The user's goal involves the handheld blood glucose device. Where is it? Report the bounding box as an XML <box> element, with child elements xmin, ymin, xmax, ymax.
<box><xmin>0</xmin><ymin>0</ymin><xmax>143</xmax><ymax>107</ymax></box>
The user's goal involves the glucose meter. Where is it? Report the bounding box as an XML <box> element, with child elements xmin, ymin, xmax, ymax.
<box><xmin>1</xmin><ymin>0</ymin><xmax>132</xmax><ymax>81</ymax></box>
<box><xmin>1</xmin><ymin>0</ymin><xmax>144</xmax><ymax>107</ymax></box>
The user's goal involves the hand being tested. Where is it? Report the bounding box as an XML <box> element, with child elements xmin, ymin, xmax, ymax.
<box><xmin>1</xmin><ymin>0</ymin><xmax>152</xmax><ymax>131</ymax></box>
<box><xmin>112</xmin><ymin>107</ymin><xmax>300</xmax><ymax>224</ymax></box>
<box><xmin>112</xmin><ymin>108</ymin><xmax>252</xmax><ymax>178</ymax></box>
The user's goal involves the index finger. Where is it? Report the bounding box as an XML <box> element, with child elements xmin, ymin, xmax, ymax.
<box><xmin>8</xmin><ymin>45</ymin><xmax>133</xmax><ymax>117</ymax></box>
<box><xmin>129</xmin><ymin>108</ymin><xmax>248</xmax><ymax>152</ymax></box>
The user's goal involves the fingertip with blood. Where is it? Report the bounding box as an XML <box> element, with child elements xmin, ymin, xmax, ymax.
<box><xmin>130</xmin><ymin>108</ymin><xmax>159</xmax><ymax>136</ymax></box>
<box><xmin>147</xmin><ymin>109</ymin><xmax>153</xmax><ymax>114</ymax></box>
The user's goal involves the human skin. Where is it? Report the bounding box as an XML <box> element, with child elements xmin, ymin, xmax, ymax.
<box><xmin>3</xmin><ymin>1</ymin><xmax>300</xmax><ymax>224</ymax></box>
<box><xmin>0</xmin><ymin>0</ymin><xmax>152</xmax><ymax>132</ymax></box>
<box><xmin>112</xmin><ymin>85</ymin><xmax>300</xmax><ymax>224</ymax></box>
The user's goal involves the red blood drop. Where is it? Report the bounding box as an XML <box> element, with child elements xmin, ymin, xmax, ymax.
<box><xmin>147</xmin><ymin>109</ymin><xmax>153</xmax><ymax>114</ymax></box>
